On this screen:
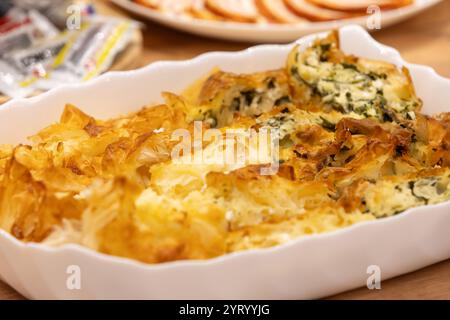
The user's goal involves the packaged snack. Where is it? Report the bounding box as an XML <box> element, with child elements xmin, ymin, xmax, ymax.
<box><xmin>9</xmin><ymin>35</ymin><xmax>67</xmax><ymax>77</ymax></box>
<box><xmin>0</xmin><ymin>3</ymin><xmax>140</xmax><ymax>99</ymax></box>
<box><xmin>46</xmin><ymin>18</ymin><xmax>137</xmax><ymax>85</ymax></box>
<box><xmin>0</xmin><ymin>60</ymin><xmax>33</xmax><ymax>98</ymax></box>
<box><xmin>0</xmin><ymin>8</ymin><xmax>59</xmax><ymax>56</ymax></box>
<box><xmin>0</xmin><ymin>24</ymin><xmax>35</xmax><ymax>57</ymax></box>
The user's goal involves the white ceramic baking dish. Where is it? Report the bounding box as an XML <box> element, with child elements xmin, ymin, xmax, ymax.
<box><xmin>0</xmin><ymin>25</ymin><xmax>449</xmax><ymax>300</ymax></box>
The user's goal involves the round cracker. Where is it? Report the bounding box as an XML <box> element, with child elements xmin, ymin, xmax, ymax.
<box><xmin>205</xmin><ymin>0</ymin><xmax>260</xmax><ymax>22</ymax></box>
<box><xmin>284</xmin><ymin>0</ymin><xmax>351</xmax><ymax>21</ymax></box>
<box><xmin>256</xmin><ymin>0</ymin><xmax>309</xmax><ymax>23</ymax></box>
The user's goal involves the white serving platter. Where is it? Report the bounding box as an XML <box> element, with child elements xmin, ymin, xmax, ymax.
<box><xmin>110</xmin><ymin>0</ymin><xmax>442</xmax><ymax>42</ymax></box>
<box><xmin>0</xmin><ymin>25</ymin><xmax>449</xmax><ymax>299</ymax></box>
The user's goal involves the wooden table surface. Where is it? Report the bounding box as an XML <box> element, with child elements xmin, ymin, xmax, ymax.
<box><xmin>1</xmin><ymin>0</ymin><xmax>449</xmax><ymax>300</ymax></box>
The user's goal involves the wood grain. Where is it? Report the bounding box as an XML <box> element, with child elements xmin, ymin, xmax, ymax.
<box><xmin>1</xmin><ymin>0</ymin><xmax>449</xmax><ymax>300</ymax></box>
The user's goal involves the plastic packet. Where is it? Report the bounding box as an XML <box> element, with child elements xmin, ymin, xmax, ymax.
<box><xmin>0</xmin><ymin>8</ymin><xmax>58</xmax><ymax>57</ymax></box>
<box><xmin>40</xmin><ymin>18</ymin><xmax>137</xmax><ymax>88</ymax></box>
<box><xmin>0</xmin><ymin>24</ymin><xmax>36</xmax><ymax>57</ymax></box>
<box><xmin>8</xmin><ymin>34</ymin><xmax>68</xmax><ymax>84</ymax></box>
<box><xmin>0</xmin><ymin>7</ymin><xmax>139</xmax><ymax>98</ymax></box>
<box><xmin>0</xmin><ymin>60</ymin><xmax>33</xmax><ymax>98</ymax></box>
<box><xmin>0</xmin><ymin>7</ymin><xmax>65</xmax><ymax>97</ymax></box>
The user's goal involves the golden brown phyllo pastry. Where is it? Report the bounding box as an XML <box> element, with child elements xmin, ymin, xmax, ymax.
<box><xmin>0</xmin><ymin>31</ymin><xmax>449</xmax><ymax>264</ymax></box>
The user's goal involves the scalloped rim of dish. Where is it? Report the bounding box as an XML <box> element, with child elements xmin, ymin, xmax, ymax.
<box><xmin>1</xmin><ymin>24</ymin><xmax>449</xmax><ymax>272</ymax></box>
